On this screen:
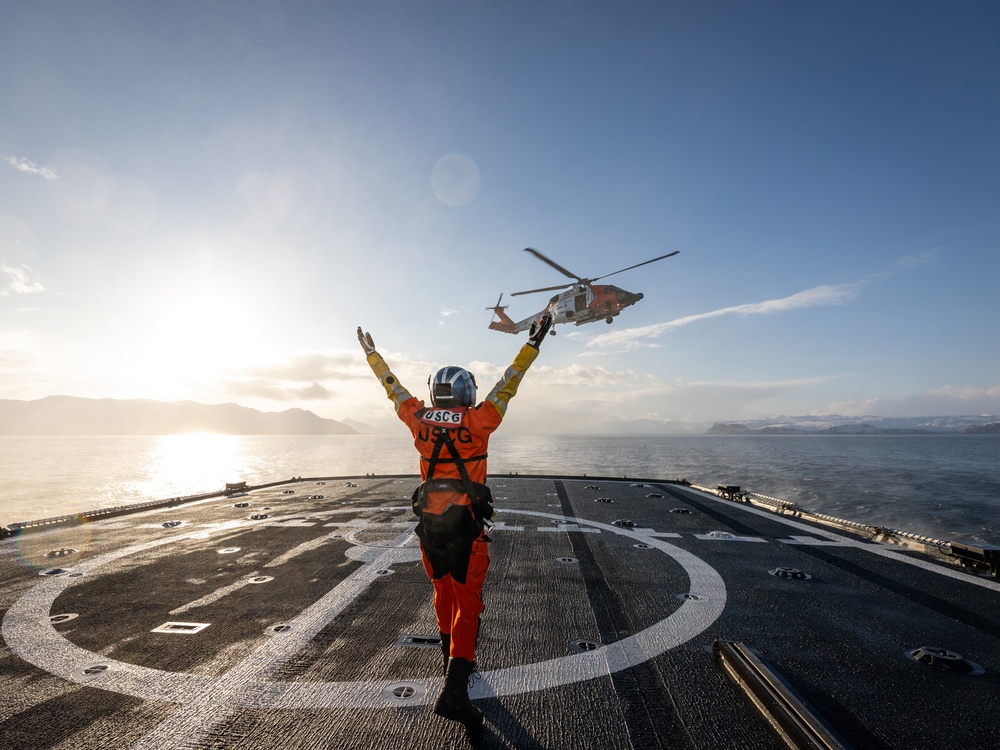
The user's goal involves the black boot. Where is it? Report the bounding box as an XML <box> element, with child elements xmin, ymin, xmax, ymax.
<box><xmin>434</xmin><ymin>657</ymin><xmax>483</xmax><ymax>730</ymax></box>
<box><xmin>439</xmin><ymin>632</ymin><xmax>451</xmax><ymax>676</ymax></box>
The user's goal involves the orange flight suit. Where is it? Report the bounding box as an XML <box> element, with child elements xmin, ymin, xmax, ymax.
<box><xmin>365</xmin><ymin>343</ymin><xmax>539</xmax><ymax>662</ymax></box>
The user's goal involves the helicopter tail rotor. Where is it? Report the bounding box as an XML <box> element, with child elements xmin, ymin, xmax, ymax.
<box><xmin>486</xmin><ymin>294</ymin><xmax>518</xmax><ymax>333</ymax></box>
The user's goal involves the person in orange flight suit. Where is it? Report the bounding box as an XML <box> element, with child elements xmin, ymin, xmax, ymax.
<box><xmin>357</xmin><ymin>314</ymin><xmax>552</xmax><ymax>736</ymax></box>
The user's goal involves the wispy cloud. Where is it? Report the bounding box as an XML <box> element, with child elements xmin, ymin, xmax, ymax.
<box><xmin>0</xmin><ymin>331</ymin><xmax>45</xmax><ymax>376</ymax></box>
<box><xmin>224</xmin><ymin>378</ymin><xmax>333</xmax><ymax>401</ymax></box>
<box><xmin>438</xmin><ymin>308</ymin><xmax>459</xmax><ymax>325</ymax></box>
<box><xmin>0</xmin><ymin>347</ymin><xmax>44</xmax><ymax>373</ymax></box>
<box><xmin>587</xmin><ymin>281</ymin><xmax>863</xmax><ymax>351</ymax></box>
<box><xmin>470</xmin><ymin>360</ymin><xmax>648</xmax><ymax>388</ymax></box>
<box><xmin>239</xmin><ymin>351</ymin><xmax>363</xmax><ymax>382</ymax></box>
<box><xmin>924</xmin><ymin>383</ymin><xmax>1000</xmax><ymax>402</ymax></box>
<box><xmin>583</xmin><ymin>249</ymin><xmax>941</xmax><ymax>353</ymax></box>
<box><xmin>1</xmin><ymin>264</ymin><xmax>46</xmax><ymax>296</ymax></box>
<box><xmin>2</xmin><ymin>155</ymin><xmax>58</xmax><ymax>180</ymax></box>
<box><xmin>824</xmin><ymin>383</ymin><xmax>1000</xmax><ymax>419</ymax></box>
<box><xmin>219</xmin><ymin>349</ymin><xmax>437</xmax><ymax>403</ymax></box>
<box><xmin>891</xmin><ymin>247</ymin><xmax>941</xmax><ymax>271</ymax></box>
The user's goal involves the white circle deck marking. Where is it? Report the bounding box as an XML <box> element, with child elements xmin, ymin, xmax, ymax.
<box><xmin>3</xmin><ymin>506</ymin><xmax>726</xmax><ymax>746</ymax></box>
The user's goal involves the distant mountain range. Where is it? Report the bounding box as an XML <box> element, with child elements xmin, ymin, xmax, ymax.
<box><xmin>708</xmin><ymin>415</ymin><xmax>1000</xmax><ymax>434</ymax></box>
<box><xmin>597</xmin><ymin>414</ymin><xmax>1000</xmax><ymax>435</ymax></box>
<box><xmin>3</xmin><ymin>397</ymin><xmax>998</xmax><ymax>436</ymax></box>
<box><xmin>0</xmin><ymin>396</ymin><xmax>356</xmax><ymax>436</ymax></box>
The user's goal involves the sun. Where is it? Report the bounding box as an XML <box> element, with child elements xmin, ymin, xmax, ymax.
<box><xmin>124</xmin><ymin>290</ymin><xmax>265</xmax><ymax>398</ymax></box>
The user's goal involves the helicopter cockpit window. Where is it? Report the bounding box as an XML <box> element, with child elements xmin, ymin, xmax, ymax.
<box><xmin>549</xmin><ymin>295</ymin><xmax>559</xmax><ymax>306</ymax></box>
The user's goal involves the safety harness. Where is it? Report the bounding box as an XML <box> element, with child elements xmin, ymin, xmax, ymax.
<box><xmin>412</xmin><ymin>423</ymin><xmax>494</xmax><ymax>543</ymax></box>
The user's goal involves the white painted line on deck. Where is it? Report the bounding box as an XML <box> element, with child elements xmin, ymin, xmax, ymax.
<box><xmin>3</xmin><ymin>506</ymin><xmax>726</xmax><ymax>748</ymax></box>
<box><xmin>264</xmin><ymin>529</ymin><xmax>348</xmax><ymax>568</ymax></box>
<box><xmin>693</xmin><ymin>534</ymin><xmax>767</xmax><ymax>543</ymax></box>
<box><xmin>488</xmin><ymin>521</ymin><xmax>525</xmax><ymax>532</ymax></box>
<box><xmin>537</xmin><ymin>524</ymin><xmax>601</xmax><ymax>533</ymax></box>
<box><xmin>170</xmin><ymin>574</ymin><xmax>266</xmax><ymax>615</ymax></box>
<box><xmin>778</xmin><ymin>535</ymin><xmax>857</xmax><ymax>546</ymax></box>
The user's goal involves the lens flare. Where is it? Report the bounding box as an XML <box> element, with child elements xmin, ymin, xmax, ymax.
<box><xmin>13</xmin><ymin>516</ymin><xmax>94</xmax><ymax>572</ymax></box>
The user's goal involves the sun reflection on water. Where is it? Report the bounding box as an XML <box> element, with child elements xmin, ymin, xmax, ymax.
<box><xmin>136</xmin><ymin>433</ymin><xmax>250</xmax><ymax>499</ymax></box>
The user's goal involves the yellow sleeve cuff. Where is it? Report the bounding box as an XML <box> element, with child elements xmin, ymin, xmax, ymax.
<box><xmin>366</xmin><ymin>351</ymin><xmax>413</xmax><ymax>410</ymax></box>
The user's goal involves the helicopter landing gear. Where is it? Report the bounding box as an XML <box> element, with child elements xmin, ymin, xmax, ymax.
<box><xmin>606</xmin><ymin>316</ymin><xmax>614</xmax><ymax>324</ymax></box>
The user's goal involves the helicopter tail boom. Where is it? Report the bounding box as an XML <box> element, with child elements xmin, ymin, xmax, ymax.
<box><xmin>488</xmin><ymin>306</ymin><xmax>518</xmax><ymax>334</ymax></box>
<box><xmin>488</xmin><ymin>300</ymin><xmax>542</xmax><ymax>334</ymax></box>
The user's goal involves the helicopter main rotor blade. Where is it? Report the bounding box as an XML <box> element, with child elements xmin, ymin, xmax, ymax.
<box><xmin>523</xmin><ymin>247</ymin><xmax>583</xmax><ymax>282</ymax></box>
<box><xmin>510</xmin><ymin>282</ymin><xmax>576</xmax><ymax>297</ymax></box>
<box><xmin>592</xmin><ymin>250</ymin><xmax>679</xmax><ymax>282</ymax></box>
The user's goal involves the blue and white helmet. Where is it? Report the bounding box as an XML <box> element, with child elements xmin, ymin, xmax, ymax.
<box><xmin>429</xmin><ymin>366</ymin><xmax>477</xmax><ymax>408</ymax></box>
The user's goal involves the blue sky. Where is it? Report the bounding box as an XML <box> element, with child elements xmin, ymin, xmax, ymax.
<box><xmin>2</xmin><ymin>1</ymin><xmax>998</xmax><ymax>433</ymax></box>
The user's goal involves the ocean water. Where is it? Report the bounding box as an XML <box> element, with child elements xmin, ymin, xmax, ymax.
<box><xmin>1</xmin><ymin>434</ymin><xmax>998</xmax><ymax>545</ymax></box>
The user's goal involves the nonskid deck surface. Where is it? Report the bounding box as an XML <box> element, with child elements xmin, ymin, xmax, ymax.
<box><xmin>2</xmin><ymin>476</ymin><xmax>999</xmax><ymax>749</ymax></box>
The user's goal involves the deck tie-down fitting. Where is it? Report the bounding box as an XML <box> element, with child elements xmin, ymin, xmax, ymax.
<box><xmin>906</xmin><ymin>646</ymin><xmax>984</xmax><ymax>675</ymax></box>
<box><xmin>769</xmin><ymin>567</ymin><xmax>812</xmax><ymax>580</ymax></box>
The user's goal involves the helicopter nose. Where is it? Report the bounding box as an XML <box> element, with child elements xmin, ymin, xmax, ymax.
<box><xmin>620</xmin><ymin>291</ymin><xmax>643</xmax><ymax>307</ymax></box>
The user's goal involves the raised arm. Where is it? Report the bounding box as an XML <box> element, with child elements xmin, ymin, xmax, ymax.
<box><xmin>485</xmin><ymin>313</ymin><xmax>552</xmax><ymax>417</ymax></box>
<box><xmin>358</xmin><ymin>327</ymin><xmax>413</xmax><ymax>412</ymax></box>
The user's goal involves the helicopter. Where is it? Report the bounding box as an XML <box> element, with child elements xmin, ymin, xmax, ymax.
<box><xmin>488</xmin><ymin>247</ymin><xmax>679</xmax><ymax>334</ymax></box>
